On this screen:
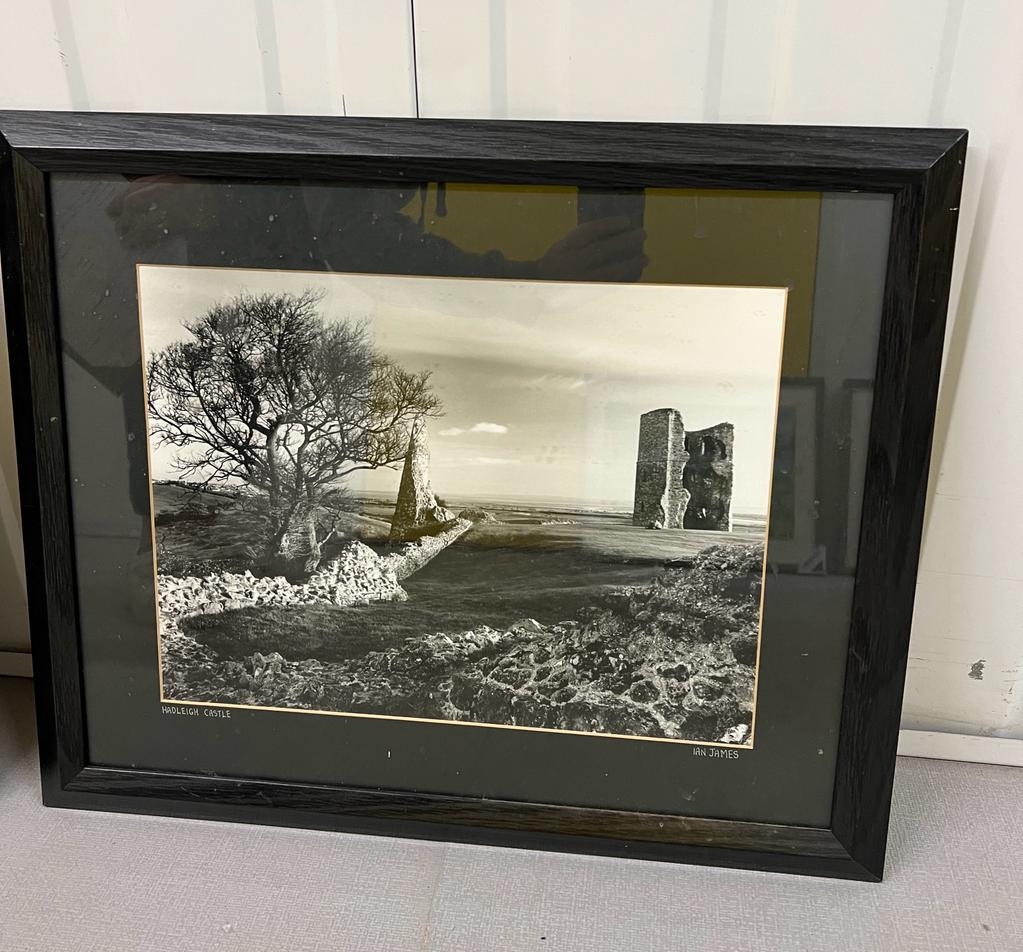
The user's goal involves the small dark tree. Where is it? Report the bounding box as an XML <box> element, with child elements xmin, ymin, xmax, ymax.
<box><xmin>147</xmin><ymin>289</ymin><xmax>439</xmax><ymax>574</ymax></box>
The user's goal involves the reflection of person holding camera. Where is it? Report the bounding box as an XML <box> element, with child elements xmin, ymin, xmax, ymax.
<box><xmin>106</xmin><ymin>175</ymin><xmax>647</xmax><ymax>282</ymax></box>
<box><xmin>85</xmin><ymin>175</ymin><xmax>648</xmax><ymax>545</ymax></box>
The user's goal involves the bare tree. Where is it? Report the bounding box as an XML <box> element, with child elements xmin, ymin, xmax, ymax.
<box><xmin>147</xmin><ymin>289</ymin><xmax>439</xmax><ymax>573</ymax></box>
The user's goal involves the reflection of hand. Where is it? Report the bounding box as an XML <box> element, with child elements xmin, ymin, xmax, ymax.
<box><xmin>536</xmin><ymin>216</ymin><xmax>648</xmax><ymax>282</ymax></box>
<box><xmin>106</xmin><ymin>174</ymin><xmax>194</xmax><ymax>250</ymax></box>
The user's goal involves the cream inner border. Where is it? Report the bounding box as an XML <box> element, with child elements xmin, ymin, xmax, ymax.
<box><xmin>138</xmin><ymin>263</ymin><xmax>789</xmax><ymax>750</ymax></box>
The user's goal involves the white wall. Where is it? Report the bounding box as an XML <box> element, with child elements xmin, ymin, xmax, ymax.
<box><xmin>1</xmin><ymin>0</ymin><xmax>1021</xmax><ymax>742</ymax></box>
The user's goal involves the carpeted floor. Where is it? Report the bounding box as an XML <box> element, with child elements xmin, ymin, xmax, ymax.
<box><xmin>1</xmin><ymin>675</ymin><xmax>1020</xmax><ymax>952</ymax></box>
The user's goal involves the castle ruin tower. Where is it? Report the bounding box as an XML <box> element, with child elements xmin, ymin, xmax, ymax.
<box><xmin>632</xmin><ymin>408</ymin><xmax>690</xmax><ymax>529</ymax></box>
<box><xmin>682</xmin><ymin>423</ymin><xmax>734</xmax><ymax>531</ymax></box>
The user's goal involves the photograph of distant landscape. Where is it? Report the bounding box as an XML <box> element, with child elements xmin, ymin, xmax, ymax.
<box><xmin>141</xmin><ymin>265</ymin><xmax>787</xmax><ymax>745</ymax></box>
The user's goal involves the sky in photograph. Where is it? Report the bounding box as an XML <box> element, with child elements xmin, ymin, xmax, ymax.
<box><xmin>138</xmin><ymin>266</ymin><xmax>787</xmax><ymax>514</ymax></box>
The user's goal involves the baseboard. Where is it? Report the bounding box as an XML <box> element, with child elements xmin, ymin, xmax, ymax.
<box><xmin>898</xmin><ymin>729</ymin><xmax>1023</xmax><ymax>767</ymax></box>
<box><xmin>0</xmin><ymin>650</ymin><xmax>32</xmax><ymax>677</ymax></box>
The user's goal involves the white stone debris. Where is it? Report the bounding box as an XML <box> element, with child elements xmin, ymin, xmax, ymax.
<box><xmin>158</xmin><ymin>541</ymin><xmax>408</xmax><ymax>623</ymax></box>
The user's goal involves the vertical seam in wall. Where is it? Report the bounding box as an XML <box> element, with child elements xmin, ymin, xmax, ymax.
<box><xmin>928</xmin><ymin>0</ymin><xmax>965</xmax><ymax>126</ymax></box>
<box><xmin>48</xmin><ymin>0</ymin><xmax>90</xmax><ymax>110</ymax></box>
<box><xmin>322</xmin><ymin>1</ymin><xmax>347</xmax><ymax>117</ymax></box>
<box><xmin>111</xmin><ymin>2</ymin><xmax>141</xmax><ymax>111</ymax></box>
<box><xmin>0</xmin><ymin>463</ymin><xmax>26</xmax><ymax>593</ymax></box>
<box><xmin>410</xmin><ymin>0</ymin><xmax>421</xmax><ymax>118</ymax></box>
<box><xmin>703</xmin><ymin>0</ymin><xmax>728</xmax><ymax>122</ymax></box>
<box><xmin>489</xmin><ymin>0</ymin><xmax>508</xmax><ymax>119</ymax></box>
<box><xmin>769</xmin><ymin>0</ymin><xmax>799</xmax><ymax>120</ymax></box>
<box><xmin>254</xmin><ymin>0</ymin><xmax>285</xmax><ymax>114</ymax></box>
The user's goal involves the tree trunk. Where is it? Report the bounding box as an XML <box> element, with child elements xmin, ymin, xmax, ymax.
<box><xmin>266</xmin><ymin>422</ymin><xmax>284</xmax><ymax>512</ymax></box>
<box><xmin>266</xmin><ymin>501</ymin><xmax>321</xmax><ymax>579</ymax></box>
<box><xmin>260</xmin><ymin>425</ymin><xmax>324</xmax><ymax>578</ymax></box>
<box><xmin>298</xmin><ymin>505</ymin><xmax>322</xmax><ymax>576</ymax></box>
<box><xmin>263</xmin><ymin>421</ymin><xmax>295</xmax><ymax>569</ymax></box>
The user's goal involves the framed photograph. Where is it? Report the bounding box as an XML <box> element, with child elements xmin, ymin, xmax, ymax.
<box><xmin>0</xmin><ymin>112</ymin><xmax>965</xmax><ymax>880</ymax></box>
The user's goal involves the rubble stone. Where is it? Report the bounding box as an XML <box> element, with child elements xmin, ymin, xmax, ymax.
<box><xmin>163</xmin><ymin>542</ymin><xmax>764</xmax><ymax>745</ymax></box>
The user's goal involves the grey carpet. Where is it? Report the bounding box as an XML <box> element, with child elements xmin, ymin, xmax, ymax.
<box><xmin>1</xmin><ymin>676</ymin><xmax>1020</xmax><ymax>952</ymax></box>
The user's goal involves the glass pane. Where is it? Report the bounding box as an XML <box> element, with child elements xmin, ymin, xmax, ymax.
<box><xmin>51</xmin><ymin>173</ymin><xmax>890</xmax><ymax>826</ymax></box>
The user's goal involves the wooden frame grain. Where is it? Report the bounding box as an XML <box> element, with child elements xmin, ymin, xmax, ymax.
<box><xmin>0</xmin><ymin>111</ymin><xmax>966</xmax><ymax>881</ymax></box>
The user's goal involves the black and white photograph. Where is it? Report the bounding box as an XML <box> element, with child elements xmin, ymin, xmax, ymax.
<box><xmin>142</xmin><ymin>266</ymin><xmax>786</xmax><ymax>745</ymax></box>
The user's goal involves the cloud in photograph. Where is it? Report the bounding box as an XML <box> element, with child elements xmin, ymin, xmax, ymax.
<box><xmin>439</xmin><ymin>422</ymin><xmax>509</xmax><ymax>437</ymax></box>
<box><xmin>137</xmin><ymin>266</ymin><xmax>786</xmax><ymax>512</ymax></box>
<box><xmin>517</xmin><ymin>373</ymin><xmax>588</xmax><ymax>393</ymax></box>
<box><xmin>461</xmin><ymin>456</ymin><xmax>519</xmax><ymax>466</ymax></box>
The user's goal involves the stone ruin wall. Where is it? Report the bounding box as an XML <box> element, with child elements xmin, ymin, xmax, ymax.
<box><xmin>632</xmin><ymin>410</ymin><xmax>734</xmax><ymax>532</ymax></box>
<box><xmin>682</xmin><ymin>423</ymin><xmax>734</xmax><ymax>532</ymax></box>
<box><xmin>632</xmin><ymin>409</ymin><xmax>691</xmax><ymax>529</ymax></box>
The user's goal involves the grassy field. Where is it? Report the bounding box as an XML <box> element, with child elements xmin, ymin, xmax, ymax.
<box><xmin>184</xmin><ymin>542</ymin><xmax>662</xmax><ymax>664</ymax></box>
<box><xmin>153</xmin><ymin>482</ymin><xmax>392</xmax><ymax>573</ymax></box>
<box><xmin>159</xmin><ymin>482</ymin><xmax>766</xmax><ymax>665</ymax></box>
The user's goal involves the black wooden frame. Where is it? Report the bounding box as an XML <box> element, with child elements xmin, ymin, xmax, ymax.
<box><xmin>0</xmin><ymin>112</ymin><xmax>966</xmax><ymax>881</ymax></box>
